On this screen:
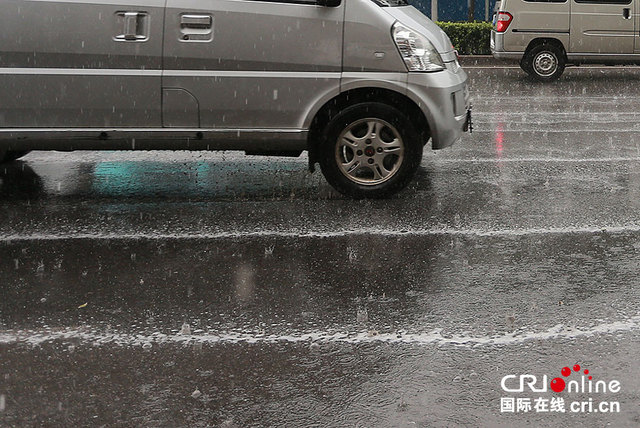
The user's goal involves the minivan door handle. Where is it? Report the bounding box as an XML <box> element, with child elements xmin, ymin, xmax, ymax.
<box><xmin>180</xmin><ymin>14</ymin><xmax>212</xmax><ymax>28</ymax></box>
<box><xmin>179</xmin><ymin>14</ymin><xmax>213</xmax><ymax>42</ymax></box>
<box><xmin>623</xmin><ymin>8</ymin><xmax>631</xmax><ymax>19</ymax></box>
<box><xmin>115</xmin><ymin>11</ymin><xmax>149</xmax><ymax>41</ymax></box>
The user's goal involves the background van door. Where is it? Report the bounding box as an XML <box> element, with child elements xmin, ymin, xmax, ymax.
<box><xmin>162</xmin><ymin>0</ymin><xmax>343</xmax><ymax>130</ymax></box>
<box><xmin>0</xmin><ymin>0</ymin><xmax>163</xmax><ymax>128</ymax></box>
<box><xmin>570</xmin><ymin>0</ymin><xmax>635</xmax><ymax>54</ymax></box>
<box><xmin>636</xmin><ymin>0</ymin><xmax>640</xmax><ymax>52</ymax></box>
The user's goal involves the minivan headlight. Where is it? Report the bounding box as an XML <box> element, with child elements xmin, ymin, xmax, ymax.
<box><xmin>392</xmin><ymin>22</ymin><xmax>444</xmax><ymax>72</ymax></box>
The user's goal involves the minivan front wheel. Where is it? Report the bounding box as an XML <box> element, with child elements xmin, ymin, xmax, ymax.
<box><xmin>522</xmin><ymin>43</ymin><xmax>565</xmax><ymax>82</ymax></box>
<box><xmin>319</xmin><ymin>103</ymin><xmax>423</xmax><ymax>198</ymax></box>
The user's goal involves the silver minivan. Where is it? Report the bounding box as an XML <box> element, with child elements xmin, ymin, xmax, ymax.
<box><xmin>0</xmin><ymin>0</ymin><xmax>470</xmax><ymax>198</ymax></box>
<box><xmin>492</xmin><ymin>0</ymin><xmax>640</xmax><ymax>82</ymax></box>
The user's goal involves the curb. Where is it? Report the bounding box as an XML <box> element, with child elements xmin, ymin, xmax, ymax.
<box><xmin>457</xmin><ymin>55</ymin><xmax>640</xmax><ymax>69</ymax></box>
<box><xmin>458</xmin><ymin>55</ymin><xmax>518</xmax><ymax>67</ymax></box>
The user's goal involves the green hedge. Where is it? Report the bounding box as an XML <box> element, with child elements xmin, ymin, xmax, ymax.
<box><xmin>436</xmin><ymin>21</ymin><xmax>493</xmax><ymax>55</ymax></box>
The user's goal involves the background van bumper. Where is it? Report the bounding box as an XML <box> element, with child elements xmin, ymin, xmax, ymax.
<box><xmin>490</xmin><ymin>30</ymin><xmax>524</xmax><ymax>60</ymax></box>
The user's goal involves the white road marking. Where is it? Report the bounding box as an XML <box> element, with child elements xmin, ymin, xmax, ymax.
<box><xmin>463</xmin><ymin>65</ymin><xmax>640</xmax><ymax>70</ymax></box>
<box><xmin>433</xmin><ymin>157</ymin><xmax>640</xmax><ymax>163</ymax></box>
<box><xmin>1</xmin><ymin>315</ymin><xmax>638</xmax><ymax>348</ymax></box>
<box><xmin>2</xmin><ymin>224</ymin><xmax>640</xmax><ymax>242</ymax></box>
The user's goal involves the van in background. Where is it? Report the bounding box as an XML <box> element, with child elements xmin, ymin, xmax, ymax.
<box><xmin>491</xmin><ymin>0</ymin><xmax>640</xmax><ymax>81</ymax></box>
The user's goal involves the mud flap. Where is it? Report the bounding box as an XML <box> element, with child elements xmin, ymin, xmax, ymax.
<box><xmin>464</xmin><ymin>107</ymin><xmax>473</xmax><ymax>133</ymax></box>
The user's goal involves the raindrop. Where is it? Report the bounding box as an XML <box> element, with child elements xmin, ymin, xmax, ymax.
<box><xmin>347</xmin><ymin>246</ymin><xmax>357</xmax><ymax>262</ymax></box>
<box><xmin>180</xmin><ymin>322</ymin><xmax>192</xmax><ymax>335</ymax></box>
<box><xmin>264</xmin><ymin>245</ymin><xmax>274</xmax><ymax>257</ymax></box>
<box><xmin>356</xmin><ymin>306</ymin><xmax>368</xmax><ymax>323</ymax></box>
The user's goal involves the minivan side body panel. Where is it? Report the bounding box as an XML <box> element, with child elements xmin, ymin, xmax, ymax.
<box><xmin>0</xmin><ymin>0</ymin><xmax>164</xmax><ymax>128</ymax></box>
<box><xmin>163</xmin><ymin>0</ymin><xmax>343</xmax><ymax>131</ymax></box>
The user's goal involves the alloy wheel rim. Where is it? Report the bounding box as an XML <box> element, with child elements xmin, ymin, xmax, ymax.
<box><xmin>335</xmin><ymin>118</ymin><xmax>405</xmax><ymax>186</ymax></box>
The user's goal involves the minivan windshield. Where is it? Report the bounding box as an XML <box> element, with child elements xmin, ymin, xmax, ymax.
<box><xmin>371</xmin><ymin>0</ymin><xmax>409</xmax><ymax>6</ymax></box>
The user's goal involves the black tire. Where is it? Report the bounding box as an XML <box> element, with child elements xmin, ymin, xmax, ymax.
<box><xmin>519</xmin><ymin>57</ymin><xmax>533</xmax><ymax>75</ymax></box>
<box><xmin>318</xmin><ymin>102</ymin><xmax>423</xmax><ymax>199</ymax></box>
<box><xmin>0</xmin><ymin>150</ymin><xmax>31</xmax><ymax>163</ymax></box>
<box><xmin>522</xmin><ymin>43</ymin><xmax>565</xmax><ymax>82</ymax></box>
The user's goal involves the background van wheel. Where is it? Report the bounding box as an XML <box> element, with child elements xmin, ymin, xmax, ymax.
<box><xmin>319</xmin><ymin>102</ymin><xmax>423</xmax><ymax>199</ymax></box>
<box><xmin>522</xmin><ymin>43</ymin><xmax>565</xmax><ymax>82</ymax></box>
<box><xmin>0</xmin><ymin>150</ymin><xmax>31</xmax><ymax>163</ymax></box>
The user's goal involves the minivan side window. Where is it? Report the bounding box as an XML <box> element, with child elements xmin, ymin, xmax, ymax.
<box><xmin>574</xmin><ymin>0</ymin><xmax>631</xmax><ymax>4</ymax></box>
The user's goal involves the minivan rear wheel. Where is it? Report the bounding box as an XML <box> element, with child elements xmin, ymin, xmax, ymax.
<box><xmin>522</xmin><ymin>43</ymin><xmax>565</xmax><ymax>82</ymax></box>
<box><xmin>319</xmin><ymin>102</ymin><xmax>423</xmax><ymax>198</ymax></box>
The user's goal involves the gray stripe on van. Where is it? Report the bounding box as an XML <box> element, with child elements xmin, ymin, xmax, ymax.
<box><xmin>0</xmin><ymin>68</ymin><xmax>341</xmax><ymax>79</ymax></box>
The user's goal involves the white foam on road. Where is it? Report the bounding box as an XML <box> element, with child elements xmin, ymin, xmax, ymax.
<box><xmin>2</xmin><ymin>224</ymin><xmax>640</xmax><ymax>242</ymax></box>
<box><xmin>1</xmin><ymin>315</ymin><xmax>638</xmax><ymax>348</ymax></box>
<box><xmin>435</xmin><ymin>157</ymin><xmax>640</xmax><ymax>163</ymax></box>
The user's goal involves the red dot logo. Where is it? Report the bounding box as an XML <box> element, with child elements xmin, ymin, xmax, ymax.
<box><xmin>553</xmin><ymin>363</ymin><xmax>592</xmax><ymax>392</ymax></box>
<box><xmin>550</xmin><ymin>377</ymin><xmax>566</xmax><ymax>393</ymax></box>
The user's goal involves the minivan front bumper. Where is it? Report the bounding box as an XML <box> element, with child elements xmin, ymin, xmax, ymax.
<box><xmin>406</xmin><ymin>65</ymin><xmax>471</xmax><ymax>150</ymax></box>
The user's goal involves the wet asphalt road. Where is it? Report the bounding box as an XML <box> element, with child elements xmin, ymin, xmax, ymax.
<box><xmin>2</xmin><ymin>66</ymin><xmax>640</xmax><ymax>427</ymax></box>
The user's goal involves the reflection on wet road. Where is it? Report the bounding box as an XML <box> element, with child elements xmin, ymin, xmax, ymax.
<box><xmin>1</xmin><ymin>67</ymin><xmax>640</xmax><ymax>427</ymax></box>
